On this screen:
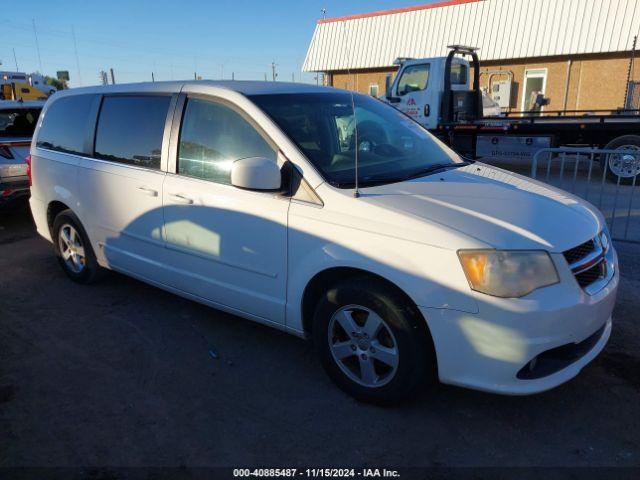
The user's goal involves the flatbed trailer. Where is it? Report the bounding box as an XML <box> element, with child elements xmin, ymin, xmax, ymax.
<box><xmin>384</xmin><ymin>46</ymin><xmax>640</xmax><ymax>181</ymax></box>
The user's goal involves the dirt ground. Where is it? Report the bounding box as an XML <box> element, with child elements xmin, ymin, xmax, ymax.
<box><xmin>1</xmin><ymin>201</ymin><xmax>639</xmax><ymax>474</ymax></box>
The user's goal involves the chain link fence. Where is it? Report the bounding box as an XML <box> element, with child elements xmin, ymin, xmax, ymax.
<box><xmin>530</xmin><ymin>148</ymin><xmax>640</xmax><ymax>243</ymax></box>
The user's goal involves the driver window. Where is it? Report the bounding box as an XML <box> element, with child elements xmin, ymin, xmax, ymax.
<box><xmin>396</xmin><ymin>64</ymin><xmax>430</xmax><ymax>96</ymax></box>
<box><xmin>178</xmin><ymin>98</ymin><xmax>277</xmax><ymax>185</ymax></box>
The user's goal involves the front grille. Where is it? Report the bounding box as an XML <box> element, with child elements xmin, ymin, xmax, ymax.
<box><xmin>575</xmin><ymin>261</ymin><xmax>607</xmax><ymax>288</ymax></box>
<box><xmin>563</xmin><ymin>236</ymin><xmax>607</xmax><ymax>291</ymax></box>
<box><xmin>563</xmin><ymin>239</ymin><xmax>595</xmax><ymax>265</ymax></box>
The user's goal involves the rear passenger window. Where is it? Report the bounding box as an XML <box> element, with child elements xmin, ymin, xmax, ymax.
<box><xmin>94</xmin><ymin>95</ymin><xmax>170</xmax><ymax>170</ymax></box>
<box><xmin>36</xmin><ymin>95</ymin><xmax>97</xmax><ymax>155</ymax></box>
<box><xmin>178</xmin><ymin>98</ymin><xmax>276</xmax><ymax>184</ymax></box>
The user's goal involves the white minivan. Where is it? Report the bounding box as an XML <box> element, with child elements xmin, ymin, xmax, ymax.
<box><xmin>29</xmin><ymin>81</ymin><xmax>618</xmax><ymax>403</ymax></box>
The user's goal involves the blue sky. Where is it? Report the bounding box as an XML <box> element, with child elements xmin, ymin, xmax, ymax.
<box><xmin>0</xmin><ymin>0</ymin><xmax>434</xmax><ymax>87</ymax></box>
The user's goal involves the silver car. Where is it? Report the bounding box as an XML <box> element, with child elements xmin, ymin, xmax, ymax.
<box><xmin>0</xmin><ymin>101</ymin><xmax>44</xmax><ymax>208</ymax></box>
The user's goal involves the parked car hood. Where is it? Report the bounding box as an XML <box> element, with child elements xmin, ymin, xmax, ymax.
<box><xmin>360</xmin><ymin>163</ymin><xmax>603</xmax><ymax>252</ymax></box>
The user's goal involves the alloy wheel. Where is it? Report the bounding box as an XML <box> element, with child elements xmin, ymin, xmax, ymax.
<box><xmin>328</xmin><ymin>305</ymin><xmax>399</xmax><ymax>388</ymax></box>
<box><xmin>58</xmin><ymin>223</ymin><xmax>86</xmax><ymax>274</ymax></box>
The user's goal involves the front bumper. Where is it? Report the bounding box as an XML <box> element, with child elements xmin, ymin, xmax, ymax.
<box><xmin>421</xmin><ymin>251</ymin><xmax>619</xmax><ymax>395</ymax></box>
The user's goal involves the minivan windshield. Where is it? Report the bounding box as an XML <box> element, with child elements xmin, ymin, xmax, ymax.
<box><xmin>250</xmin><ymin>92</ymin><xmax>462</xmax><ymax>188</ymax></box>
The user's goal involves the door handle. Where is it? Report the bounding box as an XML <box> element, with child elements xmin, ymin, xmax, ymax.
<box><xmin>168</xmin><ymin>193</ymin><xmax>194</xmax><ymax>204</ymax></box>
<box><xmin>137</xmin><ymin>186</ymin><xmax>158</xmax><ymax>197</ymax></box>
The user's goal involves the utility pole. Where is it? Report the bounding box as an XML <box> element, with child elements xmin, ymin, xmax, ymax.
<box><xmin>32</xmin><ymin>19</ymin><xmax>43</xmax><ymax>73</ymax></box>
<box><xmin>12</xmin><ymin>48</ymin><xmax>19</xmax><ymax>71</ymax></box>
<box><xmin>71</xmin><ymin>25</ymin><xmax>82</xmax><ymax>86</ymax></box>
<box><xmin>271</xmin><ymin>61</ymin><xmax>277</xmax><ymax>81</ymax></box>
<box><xmin>151</xmin><ymin>72</ymin><xmax>155</xmax><ymax>82</ymax></box>
<box><xmin>321</xmin><ymin>8</ymin><xmax>327</xmax><ymax>19</ymax></box>
<box><xmin>264</xmin><ymin>72</ymin><xmax>267</xmax><ymax>81</ymax></box>
<box><xmin>110</xmin><ymin>68</ymin><xmax>116</xmax><ymax>85</ymax></box>
<box><xmin>291</xmin><ymin>72</ymin><xmax>295</xmax><ymax>82</ymax></box>
<box><xmin>624</xmin><ymin>35</ymin><xmax>638</xmax><ymax>108</ymax></box>
<box><xmin>232</xmin><ymin>72</ymin><xmax>235</xmax><ymax>81</ymax></box>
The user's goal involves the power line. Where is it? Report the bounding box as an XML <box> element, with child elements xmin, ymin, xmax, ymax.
<box><xmin>71</xmin><ymin>25</ymin><xmax>82</xmax><ymax>86</ymax></box>
<box><xmin>32</xmin><ymin>19</ymin><xmax>43</xmax><ymax>72</ymax></box>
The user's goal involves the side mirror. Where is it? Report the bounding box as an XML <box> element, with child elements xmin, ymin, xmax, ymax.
<box><xmin>385</xmin><ymin>74</ymin><xmax>392</xmax><ymax>100</ymax></box>
<box><xmin>231</xmin><ymin>157</ymin><xmax>281</xmax><ymax>191</ymax></box>
<box><xmin>385</xmin><ymin>75</ymin><xmax>401</xmax><ymax>104</ymax></box>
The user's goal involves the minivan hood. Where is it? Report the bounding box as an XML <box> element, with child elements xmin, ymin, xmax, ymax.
<box><xmin>360</xmin><ymin>163</ymin><xmax>603</xmax><ymax>252</ymax></box>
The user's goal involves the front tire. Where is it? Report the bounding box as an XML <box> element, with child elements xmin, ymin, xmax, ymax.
<box><xmin>312</xmin><ymin>276</ymin><xmax>435</xmax><ymax>405</ymax></box>
<box><xmin>52</xmin><ymin>210</ymin><xmax>104</xmax><ymax>284</ymax></box>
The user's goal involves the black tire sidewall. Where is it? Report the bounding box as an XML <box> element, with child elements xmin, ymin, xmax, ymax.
<box><xmin>312</xmin><ymin>276</ymin><xmax>432</xmax><ymax>404</ymax></box>
<box><xmin>52</xmin><ymin>210</ymin><xmax>101</xmax><ymax>284</ymax></box>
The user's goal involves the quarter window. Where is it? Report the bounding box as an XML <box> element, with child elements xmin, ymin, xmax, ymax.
<box><xmin>178</xmin><ymin>98</ymin><xmax>276</xmax><ymax>184</ymax></box>
<box><xmin>396</xmin><ymin>64</ymin><xmax>430</xmax><ymax>96</ymax></box>
<box><xmin>36</xmin><ymin>95</ymin><xmax>97</xmax><ymax>155</ymax></box>
<box><xmin>94</xmin><ymin>95</ymin><xmax>171</xmax><ymax>170</ymax></box>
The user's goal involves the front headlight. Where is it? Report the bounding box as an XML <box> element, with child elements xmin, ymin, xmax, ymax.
<box><xmin>458</xmin><ymin>250</ymin><xmax>559</xmax><ymax>298</ymax></box>
<box><xmin>599</xmin><ymin>228</ymin><xmax>610</xmax><ymax>252</ymax></box>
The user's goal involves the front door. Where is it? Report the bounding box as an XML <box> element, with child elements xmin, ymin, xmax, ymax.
<box><xmin>162</xmin><ymin>94</ymin><xmax>289</xmax><ymax>324</ymax></box>
<box><xmin>522</xmin><ymin>69</ymin><xmax>548</xmax><ymax>114</ymax></box>
<box><xmin>395</xmin><ymin>63</ymin><xmax>437</xmax><ymax>128</ymax></box>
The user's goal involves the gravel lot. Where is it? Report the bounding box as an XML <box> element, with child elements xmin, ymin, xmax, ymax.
<box><xmin>1</xmin><ymin>200</ymin><xmax>639</xmax><ymax>471</ymax></box>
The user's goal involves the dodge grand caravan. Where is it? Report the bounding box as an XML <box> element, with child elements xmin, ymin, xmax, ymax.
<box><xmin>29</xmin><ymin>81</ymin><xmax>618</xmax><ymax>403</ymax></box>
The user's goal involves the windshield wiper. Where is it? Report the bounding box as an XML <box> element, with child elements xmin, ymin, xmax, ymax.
<box><xmin>403</xmin><ymin>161</ymin><xmax>471</xmax><ymax>181</ymax></box>
<box><xmin>330</xmin><ymin>161</ymin><xmax>472</xmax><ymax>189</ymax></box>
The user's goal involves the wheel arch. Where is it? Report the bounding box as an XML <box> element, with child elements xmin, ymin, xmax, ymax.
<box><xmin>46</xmin><ymin>200</ymin><xmax>72</xmax><ymax>236</ymax></box>
<box><xmin>300</xmin><ymin>266</ymin><xmax>427</xmax><ymax>337</ymax></box>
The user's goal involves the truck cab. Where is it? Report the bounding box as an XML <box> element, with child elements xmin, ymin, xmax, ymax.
<box><xmin>384</xmin><ymin>45</ymin><xmax>483</xmax><ymax>130</ymax></box>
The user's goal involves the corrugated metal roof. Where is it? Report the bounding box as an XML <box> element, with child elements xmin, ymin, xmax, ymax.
<box><xmin>303</xmin><ymin>0</ymin><xmax>640</xmax><ymax>71</ymax></box>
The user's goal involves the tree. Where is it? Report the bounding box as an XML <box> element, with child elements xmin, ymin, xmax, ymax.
<box><xmin>44</xmin><ymin>76</ymin><xmax>65</xmax><ymax>91</ymax></box>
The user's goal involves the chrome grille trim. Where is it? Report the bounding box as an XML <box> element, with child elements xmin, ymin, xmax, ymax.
<box><xmin>568</xmin><ymin>245</ymin><xmax>605</xmax><ymax>275</ymax></box>
<box><xmin>563</xmin><ymin>232</ymin><xmax>614</xmax><ymax>294</ymax></box>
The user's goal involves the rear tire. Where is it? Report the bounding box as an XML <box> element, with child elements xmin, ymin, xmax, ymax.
<box><xmin>601</xmin><ymin>135</ymin><xmax>640</xmax><ymax>184</ymax></box>
<box><xmin>312</xmin><ymin>276</ymin><xmax>435</xmax><ymax>405</ymax></box>
<box><xmin>52</xmin><ymin>210</ymin><xmax>105</xmax><ymax>284</ymax></box>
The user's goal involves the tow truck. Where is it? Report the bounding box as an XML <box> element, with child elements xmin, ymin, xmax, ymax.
<box><xmin>384</xmin><ymin>45</ymin><xmax>640</xmax><ymax>181</ymax></box>
<box><xmin>1</xmin><ymin>71</ymin><xmax>52</xmax><ymax>101</ymax></box>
